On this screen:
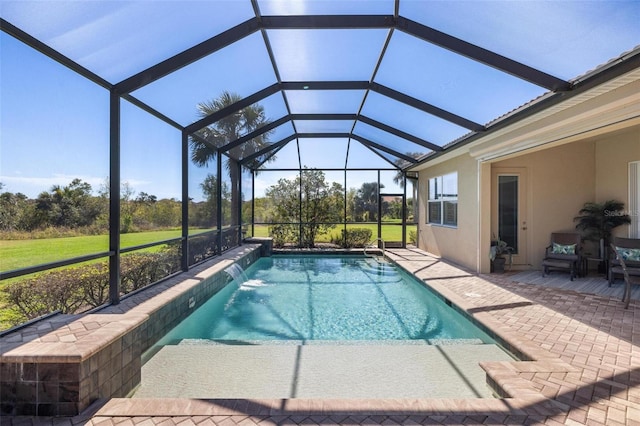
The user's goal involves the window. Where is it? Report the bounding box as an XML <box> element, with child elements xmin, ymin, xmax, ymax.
<box><xmin>428</xmin><ymin>172</ymin><xmax>458</xmax><ymax>226</ymax></box>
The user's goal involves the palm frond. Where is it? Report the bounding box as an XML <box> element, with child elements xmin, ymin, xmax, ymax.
<box><xmin>574</xmin><ymin>199</ymin><xmax>631</xmax><ymax>243</ymax></box>
<box><xmin>189</xmin><ymin>91</ymin><xmax>278</xmax><ymax>183</ymax></box>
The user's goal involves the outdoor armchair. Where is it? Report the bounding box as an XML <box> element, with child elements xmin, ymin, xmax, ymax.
<box><xmin>542</xmin><ymin>232</ymin><xmax>582</xmax><ymax>281</ymax></box>
<box><xmin>610</xmin><ymin>243</ymin><xmax>640</xmax><ymax>308</ymax></box>
<box><xmin>609</xmin><ymin>237</ymin><xmax>640</xmax><ymax>287</ymax></box>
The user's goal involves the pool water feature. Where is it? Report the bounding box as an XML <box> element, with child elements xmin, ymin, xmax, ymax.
<box><xmin>155</xmin><ymin>255</ymin><xmax>495</xmax><ymax>344</ymax></box>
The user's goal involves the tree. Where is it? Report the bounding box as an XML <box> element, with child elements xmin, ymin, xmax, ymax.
<box><xmin>0</xmin><ymin>183</ymin><xmax>30</xmax><ymax>231</ymax></box>
<box><xmin>354</xmin><ymin>182</ymin><xmax>381</xmax><ymax>222</ymax></box>
<box><xmin>148</xmin><ymin>199</ymin><xmax>181</xmax><ymax>228</ymax></box>
<box><xmin>252</xmin><ymin>197</ymin><xmax>270</xmax><ymax>223</ymax></box>
<box><xmin>384</xmin><ymin>197</ymin><xmax>403</xmax><ymax>220</ymax></box>
<box><xmin>190</xmin><ymin>91</ymin><xmax>274</xmax><ymax>227</ymax></box>
<box><xmin>392</xmin><ymin>152</ymin><xmax>422</xmax><ymax>188</ymax></box>
<box><xmin>120</xmin><ymin>181</ymin><xmax>136</xmax><ymax>233</ymax></box>
<box><xmin>391</xmin><ymin>154</ymin><xmax>420</xmax><ymax>227</ymax></box>
<box><xmin>195</xmin><ymin>174</ymin><xmax>230</xmax><ymax>228</ymax></box>
<box><xmin>33</xmin><ymin>178</ymin><xmax>102</xmax><ymax>229</ymax></box>
<box><xmin>266</xmin><ymin>169</ymin><xmax>344</xmax><ymax>247</ymax></box>
<box><xmin>574</xmin><ymin>200</ymin><xmax>631</xmax><ymax>256</ymax></box>
<box><xmin>136</xmin><ymin>192</ymin><xmax>157</xmax><ymax>204</ymax></box>
<box><xmin>345</xmin><ymin>187</ymin><xmax>357</xmax><ymax>222</ymax></box>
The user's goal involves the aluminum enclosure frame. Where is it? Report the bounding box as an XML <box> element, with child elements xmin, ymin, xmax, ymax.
<box><xmin>3</xmin><ymin>1</ymin><xmax>639</xmax><ymax>315</ymax></box>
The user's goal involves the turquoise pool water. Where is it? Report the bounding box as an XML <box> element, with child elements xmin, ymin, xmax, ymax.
<box><xmin>156</xmin><ymin>255</ymin><xmax>495</xmax><ymax>344</ymax></box>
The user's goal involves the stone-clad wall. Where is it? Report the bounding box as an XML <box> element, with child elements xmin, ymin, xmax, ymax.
<box><xmin>0</xmin><ymin>244</ymin><xmax>264</xmax><ymax>416</ymax></box>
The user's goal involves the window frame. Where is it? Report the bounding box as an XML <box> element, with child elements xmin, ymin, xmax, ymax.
<box><xmin>427</xmin><ymin>172</ymin><xmax>458</xmax><ymax>227</ymax></box>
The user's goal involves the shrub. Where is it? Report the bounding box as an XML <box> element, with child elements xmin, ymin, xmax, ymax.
<box><xmin>4</xmin><ymin>268</ymin><xmax>87</xmax><ymax>322</ymax></box>
<box><xmin>1</xmin><ymin>247</ymin><xmax>181</xmax><ymax>327</ymax></box>
<box><xmin>121</xmin><ymin>250</ymin><xmax>180</xmax><ymax>293</ymax></box>
<box><xmin>77</xmin><ymin>263</ymin><xmax>110</xmax><ymax>307</ymax></box>
<box><xmin>269</xmin><ymin>224</ymin><xmax>297</xmax><ymax>248</ymax></box>
<box><xmin>332</xmin><ymin>228</ymin><xmax>372</xmax><ymax>248</ymax></box>
<box><xmin>409</xmin><ymin>230</ymin><xmax>417</xmax><ymax>245</ymax></box>
<box><xmin>186</xmin><ymin>233</ymin><xmax>217</xmax><ymax>264</ymax></box>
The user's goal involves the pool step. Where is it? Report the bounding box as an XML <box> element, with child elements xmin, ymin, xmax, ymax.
<box><xmin>175</xmin><ymin>338</ymin><xmax>486</xmax><ymax>346</ymax></box>
<box><xmin>360</xmin><ymin>260</ymin><xmax>398</xmax><ymax>276</ymax></box>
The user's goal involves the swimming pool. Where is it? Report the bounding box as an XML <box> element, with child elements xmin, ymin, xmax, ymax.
<box><xmin>155</xmin><ymin>255</ymin><xmax>495</xmax><ymax>344</ymax></box>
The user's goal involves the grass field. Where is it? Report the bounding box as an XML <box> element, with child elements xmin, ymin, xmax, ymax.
<box><xmin>0</xmin><ymin>229</ymin><xmax>184</xmax><ymax>272</ymax></box>
<box><xmin>251</xmin><ymin>223</ymin><xmax>414</xmax><ymax>243</ymax></box>
<box><xmin>0</xmin><ymin>224</ymin><xmax>416</xmax><ymax>330</ymax></box>
<box><xmin>1</xmin><ymin>224</ymin><xmax>417</xmax><ymax>273</ymax></box>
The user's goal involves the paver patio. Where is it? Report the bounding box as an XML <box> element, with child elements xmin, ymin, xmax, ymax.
<box><xmin>1</xmin><ymin>247</ymin><xmax>639</xmax><ymax>425</ymax></box>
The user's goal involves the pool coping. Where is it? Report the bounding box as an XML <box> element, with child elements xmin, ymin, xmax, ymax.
<box><xmin>2</xmin><ymin>245</ymin><xmax>576</xmax><ymax>419</ymax></box>
<box><xmin>383</xmin><ymin>250</ymin><xmax>579</xmax><ymax>393</ymax></box>
<box><xmin>93</xmin><ymin>248</ymin><xmax>578</xmax><ymax>420</ymax></box>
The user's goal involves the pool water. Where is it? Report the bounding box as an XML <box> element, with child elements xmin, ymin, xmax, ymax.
<box><xmin>156</xmin><ymin>255</ymin><xmax>495</xmax><ymax>344</ymax></box>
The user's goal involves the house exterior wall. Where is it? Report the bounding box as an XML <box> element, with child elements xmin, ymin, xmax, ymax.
<box><xmin>417</xmin><ymin>140</ymin><xmax>611</xmax><ymax>272</ymax></box>
<box><xmin>418</xmin><ymin>153</ymin><xmax>478</xmax><ymax>270</ymax></box>
<box><xmin>417</xmin><ymin>131</ymin><xmax>638</xmax><ymax>273</ymax></box>
<box><xmin>594</xmin><ymin>127</ymin><xmax>640</xmax><ymax>238</ymax></box>
<box><xmin>414</xmin><ymin>71</ymin><xmax>639</xmax><ymax>273</ymax></box>
<box><xmin>492</xmin><ymin>141</ymin><xmax>596</xmax><ymax>270</ymax></box>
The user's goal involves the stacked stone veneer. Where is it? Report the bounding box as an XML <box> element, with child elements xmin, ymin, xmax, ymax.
<box><xmin>0</xmin><ymin>243</ymin><xmax>265</xmax><ymax>416</ymax></box>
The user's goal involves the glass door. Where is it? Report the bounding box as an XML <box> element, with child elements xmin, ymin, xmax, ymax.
<box><xmin>492</xmin><ymin>168</ymin><xmax>528</xmax><ymax>266</ymax></box>
<box><xmin>498</xmin><ymin>176</ymin><xmax>519</xmax><ymax>253</ymax></box>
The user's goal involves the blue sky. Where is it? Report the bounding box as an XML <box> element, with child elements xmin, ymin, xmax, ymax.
<box><xmin>1</xmin><ymin>0</ymin><xmax>639</xmax><ymax>201</ymax></box>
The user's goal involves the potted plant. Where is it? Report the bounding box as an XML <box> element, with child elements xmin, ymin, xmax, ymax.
<box><xmin>489</xmin><ymin>236</ymin><xmax>514</xmax><ymax>273</ymax></box>
<box><xmin>574</xmin><ymin>200</ymin><xmax>631</xmax><ymax>271</ymax></box>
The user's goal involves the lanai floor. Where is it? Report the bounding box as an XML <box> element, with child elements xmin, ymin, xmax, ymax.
<box><xmin>2</xmin><ymin>247</ymin><xmax>639</xmax><ymax>425</ymax></box>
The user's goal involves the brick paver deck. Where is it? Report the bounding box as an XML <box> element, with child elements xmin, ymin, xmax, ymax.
<box><xmin>2</xmin><ymin>248</ymin><xmax>639</xmax><ymax>425</ymax></box>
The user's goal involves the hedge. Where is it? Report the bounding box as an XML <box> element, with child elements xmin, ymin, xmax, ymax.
<box><xmin>331</xmin><ymin>228</ymin><xmax>373</xmax><ymax>248</ymax></box>
<box><xmin>2</xmin><ymin>248</ymin><xmax>180</xmax><ymax>326</ymax></box>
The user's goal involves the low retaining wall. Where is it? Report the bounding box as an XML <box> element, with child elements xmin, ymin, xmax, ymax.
<box><xmin>0</xmin><ymin>244</ymin><xmax>263</xmax><ymax>416</ymax></box>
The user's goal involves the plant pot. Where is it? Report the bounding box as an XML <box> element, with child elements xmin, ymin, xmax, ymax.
<box><xmin>492</xmin><ymin>257</ymin><xmax>506</xmax><ymax>273</ymax></box>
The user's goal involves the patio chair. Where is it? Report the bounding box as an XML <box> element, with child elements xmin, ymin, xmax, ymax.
<box><xmin>610</xmin><ymin>243</ymin><xmax>640</xmax><ymax>309</ymax></box>
<box><xmin>609</xmin><ymin>237</ymin><xmax>640</xmax><ymax>287</ymax></box>
<box><xmin>541</xmin><ymin>232</ymin><xmax>582</xmax><ymax>281</ymax></box>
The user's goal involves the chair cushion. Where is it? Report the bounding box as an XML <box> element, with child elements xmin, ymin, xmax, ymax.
<box><xmin>615</xmin><ymin>246</ymin><xmax>640</xmax><ymax>262</ymax></box>
<box><xmin>552</xmin><ymin>242</ymin><xmax>576</xmax><ymax>255</ymax></box>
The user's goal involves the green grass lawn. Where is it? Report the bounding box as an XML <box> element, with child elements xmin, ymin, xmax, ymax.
<box><xmin>0</xmin><ymin>224</ymin><xmax>417</xmax><ymax>274</ymax></box>
<box><xmin>0</xmin><ymin>229</ymin><xmax>184</xmax><ymax>272</ymax></box>
<box><xmin>0</xmin><ymin>224</ymin><xmax>416</xmax><ymax>330</ymax></box>
<box><xmin>251</xmin><ymin>223</ymin><xmax>414</xmax><ymax>243</ymax></box>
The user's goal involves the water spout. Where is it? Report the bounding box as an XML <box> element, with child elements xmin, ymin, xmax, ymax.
<box><xmin>224</xmin><ymin>263</ymin><xmax>249</xmax><ymax>285</ymax></box>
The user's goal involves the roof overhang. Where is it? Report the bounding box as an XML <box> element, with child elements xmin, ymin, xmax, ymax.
<box><xmin>408</xmin><ymin>46</ymin><xmax>640</xmax><ymax>171</ymax></box>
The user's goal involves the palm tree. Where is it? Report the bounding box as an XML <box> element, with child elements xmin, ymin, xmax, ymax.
<box><xmin>574</xmin><ymin>199</ymin><xmax>631</xmax><ymax>258</ymax></box>
<box><xmin>356</xmin><ymin>182</ymin><xmax>382</xmax><ymax>222</ymax></box>
<box><xmin>392</xmin><ymin>152</ymin><xmax>423</xmax><ymax>188</ymax></box>
<box><xmin>190</xmin><ymin>91</ymin><xmax>274</xmax><ymax>226</ymax></box>
<box><xmin>393</xmin><ymin>153</ymin><xmax>421</xmax><ymax>226</ymax></box>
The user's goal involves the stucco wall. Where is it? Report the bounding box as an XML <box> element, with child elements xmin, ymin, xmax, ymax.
<box><xmin>415</xmin><ymin>78</ymin><xmax>639</xmax><ymax>272</ymax></box>
<box><xmin>492</xmin><ymin>141</ymin><xmax>596</xmax><ymax>269</ymax></box>
<box><xmin>418</xmin><ymin>153</ymin><xmax>478</xmax><ymax>270</ymax></box>
<box><xmin>418</xmin><ymin>141</ymin><xmax>600</xmax><ymax>271</ymax></box>
<box><xmin>594</xmin><ymin>127</ymin><xmax>640</xmax><ymax>238</ymax></box>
